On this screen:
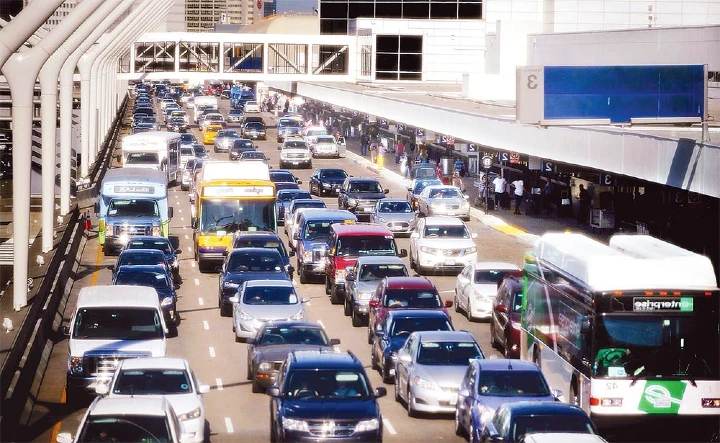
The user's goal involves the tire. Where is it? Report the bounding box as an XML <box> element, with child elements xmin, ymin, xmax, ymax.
<box><xmin>220</xmin><ymin>301</ymin><xmax>231</xmax><ymax>317</ymax></box>
<box><xmin>490</xmin><ymin>320</ymin><xmax>499</xmax><ymax>349</ymax></box>
<box><xmin>343</xmin><ymin>297</ymin><xmax>352</xmax><ymax>316</ymax></box>
<box><xmin>325</xmin><ymin>277</ymin><xmax>331</xmax><ymax>295</ymax></box>
<box><xmin>409</xmin><ymin>248</ymin><xmax>416</xmax><ymax>270</ymax></box>
<box><xmin>416</xmin><ymin>265</ymin><xmax>428</xmax><ymax>276</ymax></box>
<box><xmin>367</xmin><ymin>326</ymin><xmax>373</xmax><ymax>344</ymax></box>
<box><xmin>247</xmin><ymin>363</ymin><xmax>253</xmax><ymax>380</ymax></box>
<box><xmin>330</xmin><ymin>283</ymin><xmax>342</xmax><ymax>305</ymax></box>
<box><xmin>371</xmin><ymin>350</ymin><xmax>379</xmax><ymax>370</ymax></box>
<box><xmin>394</xmin><ymin>378</ymin><xmax>402</xmax><ymax>402</ymax></box>
<box><xmin>455</xmin><ymin>409</ymin><xmax>465</xmax><ymax>437</ymax></box>
<box><xmin>382</xmin><ymin>362</ymin><xmax>394</xmax><ymax>384</ymax></box>
<box><xmin>65</xmin><ymin>386</ymin><xmax>86</xmax><ymax>409</ymax></box>
<box><xmin>466</xmin><ymin>298</ymin><xmax>476</xmax><ymax>322</ymax></box>
<box><xmin>407</xmin><ymin>391</ymin><xmax>418</xmax><ymax>418</ymax></box>
<box><xmin>504</xmin><ymin>332</ymin><xmax>513</xmax><ymax>358</ymax></box>
<box><xmin>251</xmin><ymin>378</ymin><xmax>263</xmax><ymax>393</ymax></box>
<box><xmin>299</xmin><ymin>267</ymin><xmax>308</xmax><ymax>284</ymax></box>
<box><xmin>351</xmin><ymin>308</ymin><xmax>363</xmax><ymax>327</ymax></box>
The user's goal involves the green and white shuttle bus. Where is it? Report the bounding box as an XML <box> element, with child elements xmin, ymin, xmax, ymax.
<box><xmin>520</xmin><ymin>233</ymin><xmax>719</xmax><ymax>430</ymax></box>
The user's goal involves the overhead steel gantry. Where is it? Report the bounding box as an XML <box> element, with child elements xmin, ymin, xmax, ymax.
<box><xmin>0</xmin><ymin>0</ymin><xmax>173</xmax><ymax>312</ymax></box>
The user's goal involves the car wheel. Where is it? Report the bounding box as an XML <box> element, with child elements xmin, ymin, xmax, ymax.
<box><xmin>455</xmin><ymin>408</ymin><xmax>465</xmax><ymax>437</ymax></box>
<box><xmin>351</xmin><ymin>308</ymin><xmax>363</xmax><ymax>327</ymax></box>
<box><xmin>247</xmin><ymin>363</ymin><xmax>253</xmax><ymax>380</ymax></box>
<box><xmin>416</xmin><ymin>265</ymin><xmax>428</xmax><ymax>276</ymax></box>
<box><xmin>220</xmin><ymin>303</ymin><xmax>231</xmax><ymax>317</ymax></box>
<box><xmin>325</xmin><ymin>277</ymin><xmax>331</xmax><ymax>295</ymax></box>
<box><xmin>407</xmin><ymin>390</ymin><xmax>418</xmax><ymax>418</ymax></box>
<box><xmin>299</xmin><ymin>267</ymin><xmax>308</xmax><ymax>284</ymax></box>
<box><xmin>330</xmin><ymin>283</ymin><xmax>342</xmax><ymax>305</ymax></box>
<box><xmin>466</xmin><ymin>298</ymin><xmax>476</xmax><ymax>322</ymax></box>
<box><xmin>343</xmin><ymin>297</ymin><xmax>352</xmax><ymax>316</ymax></box>
<box><xmin>490</xmin><ymin>320</ymin><xmax>499</xmax><ymax>349</ymax></box>
<box><xmin>409</xmin><ymin>248</ymin><xmax>416</xmax><ymax>269</ymax></box>
<box><xmin>382</xmin><ymin>362</ymin><xmax>394</xmax><ymax>384</ymax></box>
<box><xmin>504</xmin><ymin>332</ymin><xmax>513</xmax><ymax>358</ymax></box>
<box><xmin>394</xmin><ymin>377</ymin><xmax>402</xmax><ymax>402</ymax></box>
<box><xmin>371</xmin><ymin>350</ymin><xmax>379</xmax><ymax>370</ymax></box>
<box><xmin>318</xmin><ymin>188</ymin><xmax>325</xmax><ymax>197</ymax></box>
<box><xmin>367</xmin><ymin>326</ymin><xmax>373</xmax><ymax>344</ymax></box>
<box><xmin>469</xmin><ymin>422</ymin><xmax>477</xmax><ymax>443</ymax></box>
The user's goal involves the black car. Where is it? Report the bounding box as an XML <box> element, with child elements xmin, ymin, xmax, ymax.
<box><xmin>112</xmin><ymin>264</ymin><xmax>180</xmax><ymax>329</ymax></box>
<box><xmin>309</xmin><ymin>168</ymin><xmax>349</xmax><ymax>196</ymax></box>
<box><xmin>269</xmin><ymin>169</ymin><xmax>301</xmax><ymax>185</ymax></box>
<box><xmin>230</xmin><ymin>231</ymin><xmax>295</xmax><ymax>272</ymax></box>
<box><xmin>338</xmin><ymin>178</ymin><xmax>389</xmax><ymax>220</ymax></box>
<box><xmin>180</xmin><ymin>133</ymin><xmax>197</xmax><ymax>145</ymax></box>
<box><xmin>241</xmin><ymin>121</ymin><xmax>267</xmax><ymax>140</ymax></box>
<box><xmin>192</xmin><ymin>143</ymin><xmax>209</xmax><ymax>159</ymax></box>
<box><xmin>268</xmin><ymin>351</ymin><xmax>386</xmax><ymax>443</ymax></box>
<box><xmin>275</xmin><ymin>189</ymin><xmax>312</xmax><ymax>224</ymax></box>
<box><xmin>166</xmin><ymin>117</ymin><xmax>188</xmax><ymax>132</ymax></box>
<box><xmin>218</xmin><ymin>248</ymin><xmax>292</xmax><ymax>317</ymax></box>
<box><xmin>275</xmin><ymin>182</ymin><xmax>300</xmax><ymax>193</ymax></box>
<box><xmin>122</xmin><ymin>236</ymin><xmax>182</xmax><ymax>277</ymax></box>
<box><xmin>246</xmin><ymin>321</ymin><xmax>340</xmax><ymax>392</ymax></box>
<box><xmin>480</xmin><ymin>401</ymin><xmax>598</xmax><ymax>443</ymax></box>
<box><xmin>229</xmin><ymin>138</ymin><xmax>255</xmax><ymax>160</ymax></box>
<box><xmin>371</xmin><ymin>310</ymin><xmax>453</xmax><ymax>383</ymax></box>
<box><xmin>110</xmin><ymin>248</ymin><xmax>172</xmax><ymax>281</ymax></box>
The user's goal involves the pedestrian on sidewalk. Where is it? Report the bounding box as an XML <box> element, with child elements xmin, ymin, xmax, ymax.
<box><xmin>369</xmin><ymin>141</ymin><xmax>377</xmax><ymax>163</ymax></box>
<box><xmin>492</xmin><ymin>174</ymin><xmax>507</xmax><ymax>210</ymax></box>
<box><xmin>395</xmin><ymin>140</ymin><xmax>404</xmax><ymax>164</ymax></box>
<box><xmin>542</xmin><ymin>180</ymin><xmax>553</xmax><ymax>215</ymax></box>
<box><xmin>510</xmin><ymin>178</ymin><xmax>525</xmax><ymax>215</ymax></box>
<box><xmin>435</xmin><ymin>162</ymin><xmax>442</xmax><ymax>179</ymax></box>
<box><xmin>404</xmin><ymin>153</ymin><xmax>412</xmax><ymax>178</ymax></box>
<box><xmin>577</xmin><ymin>184</ymin><xmax>591</xmax><ymax>225</ymax></box>
<box><xmin>452</xmin><ymin>172</ymin><xmax>465</xmax><ymax>193</ymax></box>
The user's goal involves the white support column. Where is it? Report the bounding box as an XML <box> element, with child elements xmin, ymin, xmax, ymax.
<box><xmin>38</xmin><ymin>0</ymin><xmax>116</xmax><ymax>253</ymax></box>
<box><xmin>59</xmin><ymin>0</ymin><xmax>136</xmax><ymax>215</ymax></box>
<box><xmin>2</xmin><ymin>0</ymin><xmax>105</xmax><ymax>311</ymax></box>
<box><xmin>0</xmin><ymin>0</ymin><xmax>66</xmax><ymax>69</ymax></box>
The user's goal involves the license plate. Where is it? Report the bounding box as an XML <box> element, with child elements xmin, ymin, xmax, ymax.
<box><xmin>292</xmin><ymin>161</ymin><xmax>300</xmax><ymax>165</ymax></box>
<box><xmin>445</xmin><ymin>259</ymin><xmax>456</xmax><ymax>265</ymax></box>
<box><xmin>363</xmin><ymin>207</ymin><xmax>373</xmax><ymax>212</ymax></box>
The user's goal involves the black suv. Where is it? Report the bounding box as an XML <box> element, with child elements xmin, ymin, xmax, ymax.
<box><xmin>337</xmin><ymin>178</ymin><xmax>388</xmax><ymax>220</ymax></box>
<box><xmin>268</xmin><ymin>351</ymin><xmax>386</xmax><ymax>442</ymax></box>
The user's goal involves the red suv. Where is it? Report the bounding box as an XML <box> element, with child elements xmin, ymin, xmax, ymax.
<box><xmin>324</xmin><ymin>223</ymin><xmax>407</xmax><ymax>305</ymax></box>
<box><xmin>366</xmin><ymin>276</ymin><xmax>452</xmax><ymax>344</ymax></box>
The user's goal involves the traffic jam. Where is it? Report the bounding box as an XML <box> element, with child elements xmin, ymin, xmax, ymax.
<box><xmin>51</xmin><ymin>80</ymin><xmax>720</xmax><ymax>443</ymax></box>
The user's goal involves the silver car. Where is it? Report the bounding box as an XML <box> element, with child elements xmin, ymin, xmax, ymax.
<box><xmin>395</xmin><ymin>330</ymin><xmax>484</xmax><ymax>416</ymax></box>
<box><xmin>310</xmin><ymin>135</ymin><xmax>345</xmax><ymax>158</ymax></box>
<box><xmin>370</xmin><ymin>198</ymin><xmax>418</xmax><ymax>236</ymax></box>
<box><xmin>345</xmin><ymin>256</ymin><xmax>409</xmax><ymax>327</ymax></box>
<box><xmin>417</xmin><ymin>185</ymin><xmax>471</xmax><ymax>220</ymax></box>
<box><xmin>230</xmin><ymin>280</ymin><xmax>309</xmax><ymax>342</ymax></box>
<box><xmin>213</xmin><ymin>129</ymin><xmax>241</xmax><ymax>153</ymax></box>
<box><xmin>454</xmin><ymin>262</ymin><xmax>520</xmax><ymax>321</ymax></box>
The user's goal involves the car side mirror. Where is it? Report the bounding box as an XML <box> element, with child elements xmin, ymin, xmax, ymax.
<box><xmin>296</xmin><ymin>180</ymin><xmax>302</xmax><ymax>185</ymax></box>
<box><xmin>168</xmin><ymin>207</ymin><xmax>174</xmax><ymax>219</ymax></box>
<box><xmin>175</xmin><ymin>249</ymin><xmax>182</xmax><ymax>255</ymax></box>
<box><xmin>374</xmin><ymin>327</ymin><xmax>385</xmax><ymax>337</ymax></box>
<box><xmin>267</xmin><ymin>387</ymin><xmax>280</xmax><ymax>397</ymax></box>
<box><xmin>56</xmin><ymin>432</ymin><xmax>73</xmax><ymax>443</ymax></box>
<box><xmin>61</xmin><ymin>325</ymin><xmax>70</xmax><ymax>337</ymax></box>
<box><xmin>398</xmin><ymin>248</ymin><xmax>408</xmax><ymax>258</ymax></box>
<box><xmin>288</xmin><ymin>250</ymin><xmax>295</xmax><ymax>257</ymax></box>
<box><xmin>106</xmin><ymin>264</ymin><xmax>115</xmax><ymax>270</ymax></box>
<box><xmin>375</xmin><ymin>387</ymin><xmax>387</xmax><ymax>398</ymax></box>
<box><xmin>552</xmin><ymin>389</ymin><xmax>564</xmax><ymax>401</ymax></box>
<box><xmin>471</xmin><ymin>232</ymin><xmax>478</xmax><ymax>239</ymax></box>
<box><xmin>330</xmin><ymin>338</ymin><xmax>341</xmax><ymax>346</ymax></box>
<box><xmin>228</xmin><ymin>295</ymin><xmax>239</xmax><ymax>304</ymax></box>
<box><xmin>95</xmin><ymin>384</ymin><xmax>109</xmax><ymax>395</ymax></box>
<box><xmin>277</xmin><ymin>146</ymin><xmax>281</xmax><ymax>150</ymax></box>
<box><xmin>383</xmin><ymin>189</ymin><xmax>389</xmax><ymax>194</ymax></box>
<box><xmin>444</xmin><ymin>300</ymin><xmax>453</xmax><ymax>308</ymax></box>
<box><xmin>246</xmin><ymin>337</ymin><xmax>256</xmax><ymax>344</ymax></box>
<box><xmin>199</xmin><ymin>384</ymin><xmax>210</xmax><ymax>394</ymax></box>
<box><xmin>410</xmin><ymin>232</ymin><xmax>420</xmax><ymax>239</ymax></box>
<box><xmin>222</xmin><ymin>249</ymin><xmax>229</xmax><ymax>257</ymax></box>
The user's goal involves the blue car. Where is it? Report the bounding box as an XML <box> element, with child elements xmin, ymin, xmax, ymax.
<box><xmin>111</xmin><ymin>248</ymin><xmax>172</xmax><ymax>281</ymax></box>
<box><xmin>371</xmin><ymin>310</ymin><xmax>453</xmax><ymax>383</ymax></box>
<box><xmin>122</xmin><ymin>236</ymin><xmax>182</xmax><ymax>277</ymax></box>
<box><xmin>275</xmin><ymin>189</ymin><xmax>311</xmax><ymax>225</ymax></box>
<box><xmin>230</xmin><ymin>231</ymin><xmax>295</xmax><ymax>272</ymax></box>
<box><xmin>455</xmin><ymin>359</ymin><xmax>564</xmax><ymax>442</ymax></box>
<box><xmin>112</xmin><ymin>264</ymin><xmax>180</xmax><ymax>329</ymax></box>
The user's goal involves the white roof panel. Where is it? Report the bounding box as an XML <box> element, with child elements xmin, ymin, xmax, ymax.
<box><xmin>77</xmin><ymin>285</ymin><xmax>160</xmax><ymax>308</ymax></box>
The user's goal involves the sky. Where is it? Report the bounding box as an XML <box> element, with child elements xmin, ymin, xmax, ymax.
<box><xmin>276</xmin><ymin>0</ymin><xmax>316</xmax><ymax>14</ymax></box>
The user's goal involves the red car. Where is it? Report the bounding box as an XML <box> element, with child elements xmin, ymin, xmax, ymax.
<box><xmin>490</xmin><ymin>274</ymin><xmax>523</xmax><ymax>358</ymax></box>
<box><xmin>324</xmin><ymin>223</ymin><xmax>407</xmax><ymax>305</ymax></box>
<box><xmin>366</xmin><ymin>276</ymin><xmax>452</xmax><ymax>344</ymax></box>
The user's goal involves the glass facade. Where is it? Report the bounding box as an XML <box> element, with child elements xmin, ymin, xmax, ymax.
<box><xmin>375</xmin><ymin>35</ymin><xmax>423</xmax><ymax>81</ymax></box>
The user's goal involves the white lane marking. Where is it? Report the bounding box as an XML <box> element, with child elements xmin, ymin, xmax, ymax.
<box><xmin>187</xmin><ymin>246</ymin><xmax>192</xmax><ymax>253</ymax></box>
<box><xmin>209</xmin><ymin>346</ymin><xmax>216</xmax><ymax>357</ymax></box>
<box><xmin>383</xmin><ymin>419</ymin><xmax>397</xmax><ymax>435</ymax></box>
<box><xmin>175</xmin><ymin>195</ymin><xmax>179</xmax><ymax>199</ymax></box>
<box><xmin>203</xmin><ymin>320</ymin><xmax>209</xmax><ymax>330</ymax></box>
<box><xmin>216</xmin><ymin>378</ymin><xmax>223</xmax><ymax>390</ymax></box>
<box><xmin>198</xmin><ymin>297</ymin><xmax>204</xmax><ymax>306</ymax></box>
<box><xmin>191</xmin><ymin>261</ymin><xmax>196</xmax><ymax>268</ymax></box>
<box><xmin>181</xmin><ymin>216</ymin><xmax>185</xmax><ymax>221</ymax></box>
<box><xmin>438</xmin><ymin>290</ymin><xmax>455</xmax><ymax>294</ymax></box>
<box><xmin>194</xmin><ymin>278</ymin><xmax>200</xmax><ymax>286</ymax></box>
<box><xmin>224</xmin><ymin>417</ymin><xmax>234</xmax><ymax>433</ymax></box>
<box><xmin>184</xmin><ymin>234</ymin><xmax>189</xmax><ymax>240</ymax></box>
<box><xmin>316</xmin><ymin>319</ymin><xmax>325</xmax><ymax>328</ymax></box>
<box><xmin>178</xmin><ymin>208</ymin><xmax>182</xmax><ymax>213</ymax></box>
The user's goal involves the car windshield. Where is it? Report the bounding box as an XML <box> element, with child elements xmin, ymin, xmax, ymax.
<box><xmin>193</xmin><ymin>146</ymin><xmax>206</xmax><ymax>156</ymax></box>
<box><xmin>383</xmin><ymin>288</ymin><xmax>441</xmax><ymax>308</ymax></box>
<box><xmin>390</xmin><ymin>317</ymin><xmax>452</xmax><ymax>337</ymax></box>
<box><xmin>230</xmin><ymin>110</ymin><xmax>243</xmax><ymax>115</ymax></box>
<box><xmin>277</xmin><ymin>191</ymin><xmax>311</xmax><ymax>202</ymax></box>
<box><xmin>258</xmin><ymin>326</ymin><xmax>329</xmax><ymax>346</ymax></box>
<box><xmin>320</xmin><ymin>170</ymin><xmax>347</xmax><ymax>179</ymax></box>
<box><xmin>304</xmin><ymin>221</ymin><xmax>337</xmax><ymax>240</ymax></box>
<box><xmin>227</xmin><ymin>252</ymin><xmax>283</xmax><ymax>273</ymax></box>
<box><xmin>113</xmin><ymin>369</ymin><xmax>192</xmax><ymax>395</ymax></box>
<box><xmin>126</xmin><ymin>239</ymin><xmax>173</xmax><ymax>254</ymax></box>
<box><xmin>73</xmin><ymin>308</ymin><xmax>164</xmax><ymax>340</ymax></box>
<box><xmin>414</xmin><ymin>167</ymin><xmax>436</xmax><ymax>179</ymax></box>
<box><xmin>271</xmin><ymin>172</ymin><xmax>295</xmax><ymax>183</ymax></box>
<box><xmin>232</xmin><ymin>140</ymin><xmax>254</xmax><ymax>149</ymax></box>
<box><xmin>108</xmin><ymin>199</ymin><xmax>159</xmax><ymax>218</ymax></box>
<box><xmin>414</xmin><ymin>180</ymin><xmax>441</xmax><ymax>194</ymax></box>
<box><xmin>378</xmin><ymin>201</ymin><xmax>412</xmax><ymax>213</ymax></box>
<box><xmin>474</xmin><ymin>270</ymin><xmax>515</xmax><ymax>285</ymax></box>
<box><xmin>232</xmin><ymin>239</ymin><xmax>287</xmax><ymax>258</ymax></box>
<box><xmin>246</xmin><ymin>122</ymin><xmax>264</xmax><ymax>129</ymax></box>
<box><xmin>115</xmin><ymin>269</ymin><xmax>169</xmax><ymax>289</ymax></box>
<box><xmin>118</xmin><ymin>252</ymin><xmax>166</xmax><ymax>267</ymax></box>
<box><xmin>512</xmin><ymin>414</ymin><xmax>596</xmax><ymax>441</ymax></box>
<box><xmin>219</xmin><ymin>130</ymin><xmax>238</xmax><ymax>137</ymax></box>
<box><xmin>477</xmin><ymin>371</ymin><xmax>551</xmax><ymax>397</ymax></box>
<box><xmin>241</xmin><ymin>152</ymin><xmax>265</xmax><ymax>160</ymax></box>
<box><xmin>423</xmin><ymin>225</ymin><xmax>470</xmax><ymax>239</ymax></box>
<box><xmin>306</xmin><ymin>128</ymin><xmax>327</xmax><ymax>137</ymax></box>
<box><xmin>180</xmin><ymin>147</ymin><xmax>194</xmax><ymax>156</ymax></box>
<box><xmin>336</xmin><ymin>235</ymin><xmax>396</xmax><ymax>256</ymax></box>
<box><xmin>348</xmin><ymin>181</ymin><xmax>382</xmax><ymax>193</ymax></box>
<box><xmin>416</xmin><ymin>341</ymin><xmax>484</xmax><ymax>365</ymax></box>
<box><xmin>125</xmin><ymin>153</ymin><xmax>159</xmax><ymax>165</ymax></box>
<box><xmin>285</xmin><ymin>370</ymin><xmax>371</xmax><ymax>399</ymax></box>
<box><xmin>78</xmin><ymin>415</ymin><xmax>171</xmax><ymax>443</ymax></box>
<box><xmin>242</xmin><ymin>286</ymin><xmax>297</xmax><ymax>305</ymax></box>
<box><xmin>359</xmin><ymin>264</ymin><xmax>407</xmax><ymax>281</ymax></box>
<box><xmin>284</xmin><ymin>141</ymin><xmax>306</xmax><ymax>148</ymax></box>
<box><xmin>429</xmin><ymin>188</ymin><xmax>462</xmax><ymax>199</ymax></box>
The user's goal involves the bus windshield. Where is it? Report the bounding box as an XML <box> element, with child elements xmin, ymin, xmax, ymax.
<box><xmin>108</xmin><ymin>199</ymin><xmax>159</xmax><ymax>218</ymax></box>
<box><xmin>199</xmin><ymin>199</ymin><xmax>275</xmax><ymax>234</ymax></box>
<box><xmin>593</xmin><ymin>314</ymin><xmax>719</xmax><ymax>379</ymax></box>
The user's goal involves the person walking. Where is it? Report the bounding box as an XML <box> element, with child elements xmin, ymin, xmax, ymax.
<box><xmin>360</xmin><ymin>134</ymin><xmax>368</xmax><ymax>156</ymax></box>
<box><xmin>395</xmin><ymin>140</ymin><xmax>404</xmax><ymax>164</ymax></box>
<box><xmin>577</xmin><ymin>184</ymin><xmax>591</xmax><ymax>225</ymax></box>
<box><xmin>492</xmin><ymin>174</ymin><xmax>507</xmax><ymax>210</ymax></box>
<box><xmin>510</xmin><ymin>178</ymin><xmax>525</xmax><ymax>215</ymax></box>
<box><xmin>452</xmin><ymin>172</ymin><xmax>465</xmax><ymax>193</ymax></box>
<box><xmin>542</xmin><ymin>180</ymin><xmax>553</xmax><ymax>215</ymax></box>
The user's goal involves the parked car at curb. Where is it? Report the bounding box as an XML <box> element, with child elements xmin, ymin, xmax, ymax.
<box><xmin>454</xmin><ymin>262</ymin><xmax>520</xmax><ymax>322</ymax></box>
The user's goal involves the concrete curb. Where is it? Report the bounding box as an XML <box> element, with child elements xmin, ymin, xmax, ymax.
<box><xmin>344</xmin><ymin>150</ymin><xmax>539</xmax><ymax>246</ymax></box>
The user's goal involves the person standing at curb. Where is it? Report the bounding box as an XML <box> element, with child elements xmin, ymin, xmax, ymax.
<box><xmin>510</xmin><ymin>178</ymin><xmax>525</xmax><ymax>215</ymax></box>
<box><xmin>492</xmin><ymin>174</ymin><xmax>507</xmax><ymax>210</ymax></box>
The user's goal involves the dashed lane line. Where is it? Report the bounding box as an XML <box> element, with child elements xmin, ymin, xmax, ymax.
<box><xmin>203</xmin><ymin>320</ymin><xmax>209</xmax><ymax>330</ymax></box>
<box><xmin>181</xmin><ymin>216</ymin><xmax>185</xmax><ymax>221</ymax></box>
<box><xmin>184</xmin><ymin>234</ymin><xmax>189</xmax><ymax>240</ymax></box>
<box><xmin>225</xmin><ymin>417</ymin><xmax>234</xmax><ymax>433</ymax></box>
<box><xmin>191</xmin><ymin>261</ymin><xmax>196</xmax><ymax>268</ymax></box>
<box><xmin>209</xmin><ymin>347</ymin><xmax>216</xmax><ymax>358</ymax></box>
<box><xmin>187</xmin><ymin>246</ymin><xmax>192</xmax><ymax>253</ymax></box>
<box><xmin>178</xmin><ymin>208</ymin><xmax>182</xmax><ymax>213</ymax></box>
<box><xmin>194</xmin><ymin>278</ymin><xmax>200</xmax><ymax>286</ymax></box>
<box><xmin>316</xmin><ymin>319</ymin><xmax>325</xmax><ymax>328</ymax></box>
<box><xmin>216</xmin><ymin>378</ymin><xmax>223</xmax><ymax>390</ymax></box>
<box><xmin>383</xmin><ymin>419</ymin><xmax>397</xmax><ymax>435</ymax></box>
<box><xmin>198</xmin><ymin>297</ymin><xmax>204</xmax><ymax>306</ymax></box>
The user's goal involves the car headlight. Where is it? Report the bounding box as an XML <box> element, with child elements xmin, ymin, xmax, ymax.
<box><xmin>283</xmin><ymin>418</ymin><xmax>309</xmax><ymax>432</ymax></box>
<box><xmin>359</xmin><ymin>292</ymin><xmax>374</xmax><ymax>301</ymax></box>
<box><xmin>289</xmin><ymin>309</ymin><xmax>304</xmax><ymax>321</ymax></box>
<box><xmin>463</xmin><ymin>246</ymin><xmax>477</xmax><ymax>255</ymax></box>
<box><xmin>335</xmin><ymin>269</ymin><xmax>346</xmax><ymax>280</ymax></box>
<box><xmin>391</xmin><ymin>352</ymin><xmax>398</xmax><ymax>361</ymax></box>
<box><xmin>302</xmin><ymin>250</ymin><xmax>312</xmax><ymax>261</ymax></box>
<box><xmin>420</xmin><ymin>246</ymin><xmax>441</xmax><ymax>254</ymax></box>
<box><xmin>69</xmin><ymin>356</ymin><xmax>83</xmax><ymax>375</ymax></box>
<box><xmin>413</xmin><ymin>376</ymin><xmax>437</xmax><ymax>391</ymax></box>
<box><xmin>258</xmin><ymin>361</ymin><xmax>273</xmax><ymax>372</ymax></box>
<box><xmin>354</xmin><ymin>418</ymin><xmax>380</xmax><ymax>432</ymax></box>
<box><xmin>161</xmin><ymin>297</ymin><xmax>174</xmax><ymax>306</ymax></box>
<box><xmin>224</xmin><ymin>282</ymin><xmax>240</xmax><ymax>290</ymax></box>
<box><xmin>178</xmin><ymin>407</ymin><xmax>202</xmax><ymax>421</ymax></box>
<box><xmin>238</xmin><ymin>309</ymin><xmax>253</xmax><ymax>321</ymax></box>
<box><xmin>322</xmin><ymin>182</ymin><xmax>331</xmax><ymax>188</ymax></box>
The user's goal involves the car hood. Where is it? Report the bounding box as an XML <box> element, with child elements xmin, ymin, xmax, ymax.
<box><xmin>300</xmin><ymin>239</ymin><xmax>330</xmax><ymax>250</ymax></box>
<box><xmin>346</xmin><ymin>192</ymin><xmax>385</xmax><ymax>200</ymax></box>
<box><xmin>478</xmin><ymin>394</ymin><xmax>556</xmax><ymax>414</ymax></box>
<box><xmin>355</xmin><ymin>280</ymin><xmax>381</xmax><ymax>294</ymax></box>
<box><xmin>417</xmin><ymin>238</ymin><xmax>475</xmax><ymax>248</ymax></box>
<box><xmin>70</xmin><ymin>339</ymin><xmax>166</xmax><ymax>358</ymax></box>
<box><xmin>414</xmin><ymin>364</ymin><xmax>468</xmax><ymax>389</ymax></box>
<box><xmin>242</xmin><ymin>304</ymin><xmax>303</xmax><ymax>320</ymax></box>
<box><xmin>282</xmin><ymin>398</ymin><xmax>379</xmax><ymax>420</ymax></box>
<box><xmin>256</xmin><ymin>344</ymin><xmax>334</xmax><ymax>362</ymax></box>
<box><xmin>375</xmin><ymin>212</ymin><xmax>415</xmax><ymax>223</ymax></box>
<box><xmin>470</xmin><ymin>283</ymin><xmax>499</xmax><ymax>298</ymax></box>
<box><xmin>319</xmin><ymin>177</ymin><xmax>345</xmax><ymax>185</ymax></box>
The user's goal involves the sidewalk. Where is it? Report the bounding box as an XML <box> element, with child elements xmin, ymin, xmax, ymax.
<box><xmin>341</xmin><ymin>136</ymin><xmax>612</xmax><ymax>246</ymax></box>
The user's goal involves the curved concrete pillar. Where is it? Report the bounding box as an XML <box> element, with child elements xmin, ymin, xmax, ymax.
<box><xmin>0</xmin><ymin>0</ymin><xmax>66</xmax><ymax>69</ymax></box>
<box><xmin>38</xmin><ymin>0</ymin><xmax>118</xmax><ymax>252</ymax></box>
<box><xmin>2</xmin><ymin>0</ymin><xmax>108</xmax><ymax>310</ymax></box>
<box><xmin>58</xmin><ymin>0</ymin><xmax>136</xmax><ymax>215</ymax></box>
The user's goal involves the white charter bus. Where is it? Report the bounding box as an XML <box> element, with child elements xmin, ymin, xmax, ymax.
<box><xmin>121</xmin><ymin>131</ymin><xmax>181</xmax><ymax>185</ymax></box>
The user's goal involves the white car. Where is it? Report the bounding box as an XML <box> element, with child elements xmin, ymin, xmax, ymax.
<box><xmin>95</xmin><ymin>357</ymin><xmax>209</xmax><ymax>443</ymax></box>
<box><xmin>159</xmin><ymin>97</ymin><xmax>176</xmax><ymax>111</ymax></box>
<box><xmin>278</xmin><ymin>138</ymin><xmax>312</xmax><ymax>169</ymax></box>
<box><xmin>454</xmin><ymin>262</ymin><xmax>520</xmax><ymax>321</ymax></box>
<box><xmin>416</xmin><ymin>185</ymin><xmax>471</xmax><ymax>220</ymax></box>
<box><xmin>200</xmin><ymin>112</ymin><xmax>225</xmax><ymax>131</ymax></box>
<box><xmin>409</xmin><ymin>216</ymin><xmax>478</xmax><ymax>275</ymax></box>
<box><xmin>230</xmin><ymin>280</ymin><xmax>309</xmax><ymax>341</ymax></box>
<box><xmin>243</xmin><ymin>100</ymin><xmax>260</xmax><ymax>113</ymax></box>
<box><xmin>310</xmin><ymin>135</ymin><xmax>345</xmax><ymax>158</ymax></box>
